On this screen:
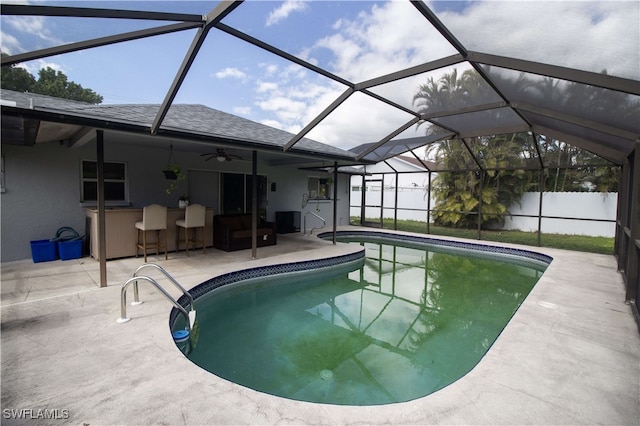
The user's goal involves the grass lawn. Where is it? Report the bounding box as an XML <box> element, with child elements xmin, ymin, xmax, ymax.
<box><xmin>351</xmin><ymin>218</ymin><xmax>614</xmax><ymax>255</ymax></box>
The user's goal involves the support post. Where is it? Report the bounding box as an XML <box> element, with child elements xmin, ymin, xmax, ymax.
<box><xmin>394</xmin><ymin>171</ymin><xmax>399</xmax><ymax>230</ymax></box>
<box><xmin>477</xmin><ymin>169</ymin><xmax>484</xmax><ymax>240</ymax></box>
<box><xmin>427</xmin><ymin>171</ymin><xmax>432</xmax><ymax>234</ymax></box>
<box><xmin>97</xmin><ymin>130</ymin><xmax>107</xmax><ymax>287</ymax></box>
<box><xmin>251</xmin><ymin>150</ymin><xmax>257</xmax><ymax>260</ymax></box>
<box><xmin>380</xmin><ymin>174</ymin><xmax>385</xmax><ymax>228</ymax></box>
<box><xmin>332</xmin><ymin>161</ymin><xmax>338</xmax><ymax>245</ymax></box>
<box><xmin>360</xmin><ymin>171</ymin><xmax>366</xmax><ymax>226</ymax></box>
<box><xmin>537</xmin><ymin>170</ymin><xmax>544</xmax><ymax>247</ymax></box>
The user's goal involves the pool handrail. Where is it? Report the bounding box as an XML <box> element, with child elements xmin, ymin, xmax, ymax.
<box><xmin>118</xmin><ymin>275</ymin><xmax>191</xmax><ymax>330</ymax></box>
<box><xmin>304</xmin><ymin>211</ymin><xmax>326</xmax><ymax>235</ymax></box>
<box><xmin>131</xmin><ymin>263</ymin><xmax>194</xmax><ymax>313</ymax></box>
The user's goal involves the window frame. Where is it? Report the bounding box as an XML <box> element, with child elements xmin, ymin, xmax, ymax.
<box><xmin>308</xmin><ymin>176</ymin><xmax>332</xmax><ymax>201</ymax></box>
<box><xmin>80</xmin><ymin>159</ymin><xmax>129</xmax><ymax>206</ymax></box>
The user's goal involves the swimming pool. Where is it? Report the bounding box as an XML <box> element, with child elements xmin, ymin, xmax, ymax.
<box><xmin>170</xmin><ymin>231</ymin><xmax>551</xmax><ymax>405</ymax></box>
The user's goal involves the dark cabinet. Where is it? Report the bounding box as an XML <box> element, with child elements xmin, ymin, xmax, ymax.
<box><xmin>275</xmin><ymin>211</ymin><xmax>300</xmax><ymax>234</ymax></box>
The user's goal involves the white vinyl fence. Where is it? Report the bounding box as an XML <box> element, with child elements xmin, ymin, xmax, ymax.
<box><xmin>350</xmin><ymin>187</ymin><xmax>617</xmax><ymax>237</ymax></box>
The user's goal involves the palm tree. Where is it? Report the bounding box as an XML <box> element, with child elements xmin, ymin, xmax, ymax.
<box><xmin>414</xmin><ymin>69</ymin><xmax>535</xmax><ymax>228</ymax></box>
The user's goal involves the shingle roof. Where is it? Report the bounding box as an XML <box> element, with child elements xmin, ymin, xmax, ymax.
<box><xmin>1</xmin><ymin>89</ymin><xmax>357</xmax><ymax>161</ymax></box>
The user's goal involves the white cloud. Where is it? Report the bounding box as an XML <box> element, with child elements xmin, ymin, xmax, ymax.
<box><xmin>439</xmin><ymin>1</ymin><xmax>639</xmax><ymax>79</ymax></box>
<box><xmin>4</xmin><ymin>15</ymin><xmax>61</xmax><ymax>46</ymax></box>
<box><xmin>256</xmin><ymin>81</ymin><xmax>278</xmax><ymax>93</ymax></box>
<box><xmin>259</xmin><ymin>63</ymin><xmax>279</xmax><ymax>76</ymax></box>
<box><xmin>266</xmin><ymin>1</ymin><xmax>308</xmax><ymax>27</ymax></box>
<box><xmin>255</xmin><ymin>96</ymin><xmax>307</xmax><ymax>123</ymax></box>
<box><xmin>214</xmin><ymin>67</ymin><xmax>247</xmax><ymax>79</ymax></box>
<box><xmin>268</xmin><ymin>0</ymin><xmax>638</xmax><ymax>151</ymax></box>
<box><xmin>0</xmin><ymin>31</ymin><xmax>20</xmax><ymax>54</ymax></box>
<box><xmin>233</xmin><ymin>106</ymin><xmax>252</xmax><ymax>116</ymax></box>
<box><xmin>279</xmin><ymin>1</ymin><xmax>453</xmax><ymax>148</ymax></box>
<box><xmin>259</xmin><ymin>118</ymin><xmax>284</xmax><ymax>129</ymax></box>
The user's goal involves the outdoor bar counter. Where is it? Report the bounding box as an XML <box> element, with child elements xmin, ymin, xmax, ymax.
<box><xmin>85</xmin><ymin>207</ymin><xmax>214</xmax><ymax>260</ymax></box>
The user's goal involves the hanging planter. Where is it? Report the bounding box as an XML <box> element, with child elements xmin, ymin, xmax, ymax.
<box><xmin>163</xmin><ymin>145</ymin><xmax>185</xmax><ymax>194</ymax></box>
<box><xmin>163</xmin><ymin>145</ymin><xmax>182</xmax><ymax>180</ymax></box>
<box><xmin>163</xmin><ymin>169</ymin><xmax>178</xmax><ymax>180</ymax></box>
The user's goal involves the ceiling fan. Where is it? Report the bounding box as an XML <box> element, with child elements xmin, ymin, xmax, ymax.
<box><xmin>201</xmin><ymin>148</ymin><xmax>246</xmax><ymax>162</ymax></box>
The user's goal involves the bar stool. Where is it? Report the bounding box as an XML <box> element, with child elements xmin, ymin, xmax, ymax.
<box><xmin>135</xmin><ymin>204</ymin><xmax>168</xmax><ymax>262</ymax></box>
<box><xmin>176</xmin><ymin>204</ymin><xmax>206</xmax><ymax>256</ymax></box>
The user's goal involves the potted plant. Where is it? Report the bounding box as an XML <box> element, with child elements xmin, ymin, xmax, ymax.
<box><xmin>165</xmin><ymin>169</ymin><xmax>185</xmax><ymax>195</ymax></box>
<box><xmin>163</xmin><ymin>163</ymin><xmax>181</xmax><ymax>180</ymax></box>
<box><xmin>163</xmin><ymin>145</ymin><xmax>186</xmax><ymax>194</ymax></box>
<box><xmin>179</xmin><ymin>195</ymin><xmax>189</xmax><ymax>208</ymax></box>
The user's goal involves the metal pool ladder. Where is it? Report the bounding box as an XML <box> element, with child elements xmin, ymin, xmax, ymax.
<box><xmin>117</xmin><ymin>263</ymin><xmax>195</xmax><ymax>331</ymax></box>
<box><xmin>304</xmin><ymin>211</ymin><xmax>326</xmax><ymax>235</ymax></box>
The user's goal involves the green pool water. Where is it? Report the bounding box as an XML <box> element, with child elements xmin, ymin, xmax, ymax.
<box><xmin>177</xmin><ymin>237</ymin><xmax>547</xmax><ymax>405</ymax></box>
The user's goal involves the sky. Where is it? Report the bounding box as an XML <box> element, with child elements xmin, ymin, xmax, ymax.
<box><xmin>1</xmin><ymin>0</ymin><xmax>639</xmax><ymax>151</ymax></box>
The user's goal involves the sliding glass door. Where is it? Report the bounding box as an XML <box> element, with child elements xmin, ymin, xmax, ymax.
<box><xmin>221</xmin><ymin>172</ymin><xmax>268</xmax><ymax>216</ymax></box>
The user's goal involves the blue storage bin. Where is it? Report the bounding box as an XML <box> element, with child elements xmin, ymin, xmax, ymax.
<box><xmin>30</xmin><ymin>240</ymin><xmax>57</xmax><ymax>263</ymax></box>
<box><xmin>58</xmin><ymin>239</ymin><xmax>82</xmax><ymax>260</ymax></box>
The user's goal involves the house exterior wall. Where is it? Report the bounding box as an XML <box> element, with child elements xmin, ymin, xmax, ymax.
<box><xmin>1</xmin><ymin>135</ymin><xmax>349</xmax><ymax>262</ymax></box>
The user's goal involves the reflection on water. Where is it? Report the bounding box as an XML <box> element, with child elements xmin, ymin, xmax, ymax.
<box><xmin>181</xmin><ymin>238</ymin><xmax>546</xmax><ymax>405</ymax></box>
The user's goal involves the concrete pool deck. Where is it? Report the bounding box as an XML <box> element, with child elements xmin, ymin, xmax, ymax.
<box><xmin>1</xmin><ymin>227</ymin><xmax>639</xmax><ymax>425</ymax></box>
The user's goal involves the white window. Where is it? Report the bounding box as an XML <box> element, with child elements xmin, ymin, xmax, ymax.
<box><xmin>81</xmin><ymin>160</ymin><xmax>128</xmax><ymax>203</ymax></box>
<box><xmin>308</xmin><ymin>177</ymin><xmax>332</xmax><ymax>200</ymax></box>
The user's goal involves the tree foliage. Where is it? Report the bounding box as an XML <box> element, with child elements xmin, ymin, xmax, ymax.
<box><xmin>413</xmin><ymin>68</ymin><xmax>619</xmax><ymax>229</ymax></box>
<box><xmin>1</xmin><ymin>61</ymin><xmax>36</xmax><ymax>92</ymax></box>
<box><xmin>1</xmin><ymin>53</ymin><xmax>103</xmax><ymax>104</ymax></box>
<box><xmin>414</xmin><ymin>69</ymin><xmax>535</xmax><ymax>228</ymax></box>
<box><xmin>427</xmin><ymin>134</ymin><xmax>536</xmax><ymax>229</ymax></box>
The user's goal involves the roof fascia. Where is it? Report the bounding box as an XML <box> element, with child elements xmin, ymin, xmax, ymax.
<box><xmin>1</xmin><ymin>22</ymin><xmax>201</xmax><ymax>67</ymax></box>
<box><xmin>154</xmin><ymin>127</ymin><xmax>359</xmax><ymax>163</ymax></box>
<box><xmin>468</xmin><ymin>51</ymin><xmax>640</xmax><ymax>96</ymax></box>
<box><xmin>1</xmin><ymin>105</ymin><xmax>148</xmax><ymax>132</ymax></box>
<box><xmin>1</xmin><ymin>105</ymin><xmax>358</xmax><ymax>163</ymax></box>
